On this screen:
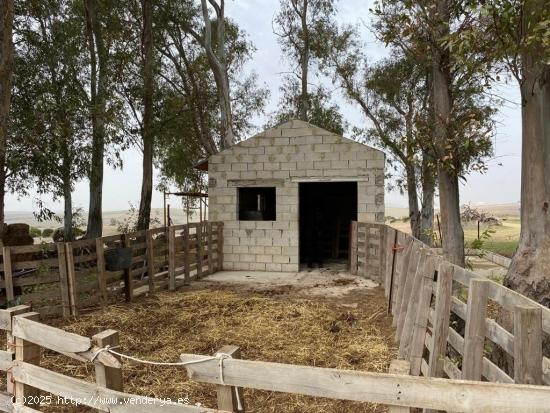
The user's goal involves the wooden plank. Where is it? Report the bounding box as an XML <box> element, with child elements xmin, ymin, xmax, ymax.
<box><xmin>398</xmin><ymin>253</ymin><xmax>434</xmax><ymax>358</ymax></box>
<box><xmin>0</xmin><ymin>392</ymin><xmax>13</xmax><ymax>412</ymax></box>
<box><xmin>207</xmin><ymin>222</ymin><xmax>214</xmax><ymax>275</ymax></box>
<box><xmin>64</xmin><ymin>243</ymin><xmax>78</xmax><ymax>316</ymax></box>
<box><xmin>514</xmin><ymin>306</ymin><xmax>543</xmax><ymax>385</ymax></box>
<box><xmin>388</xmin><ymin>360</ymin><xmax>410</xmax><ymax>413</ymax></box>
<box><xmin>2</xmin><ymin>247</ymin><xmax>14</xmax><ymax>304</ymax></box>
<box><xmin>392</xmin><ymin>235</ymin><xmax>413</xmax><ymax>318</ymax></box>
<box><xmin>11</xmin><ymin>316</ymin><xmax>120</xmax><ymax>368</ymax></box>
<box><xmin>349</xmin><ymin>221</ymin><xmax>358</xmax><ymax>275</ymax></box>
<box><xmin>11</xmin><ymin>362</ymin><xmax>221</xmax><ymax>413</ymax></box>
<box><xmin>385</xmin><ymin>228</ymin><xmax>398</xmax><ymax>298</ymax></box>
<box><xmin>146</xmin><ymin>230</ymin><xmax>156</xmax><ymax>293</ymax></box>
<box><xmin>3</xmin><ymin>305</ymin><xmax>31</xmax><ymax>396</ymax></box>
<box><xmin>215</xmin><ymin>346</ymin><xmax>245</xmax><ymax>412</ymax></box>
<box><xmin>396</xmin><ymin>244</ymin><xmax>423</xmax><ymax>338</ymax></box>
<box><xmin>14</xmin><ymin>312</ymin><xmax>41</xmax><ymax>408</ymax></box>
<box><xmin>183</xmin><ymin>225</ymin><xmax>191</xmax><ymax>285</ymax></box>
<box><xmin>56</xmin><ymin>243</ymin><xmax>70</xmax><ymax>318</ymax></box>
<box><xmin>122</xmin><ymin>234</ymin><xmax>133</xmax><ymax>302</ymax></box>
<box><xmin>197</xmin><ymin>223</ymin><xmax>204</xmax><ymax>278</ymax></box>
<box><xmin>408</xmin><ymin>255</ymin><xmax>437</xmax><ymax>375</ymax></box>
<box><xmin>462</xmin><ymin>278</ymin><xmax>489</xmax><ymax>381</ymax></box>
<box><xmin>96</xmin><ymin>238</ymin><xmax>108</xmax><ymax>307</ymax></box>
<box><xmin>426</xmin><ymin>261</ymin><xmax>453</xmax><ymax>380</ymax></box>
<box><xmin>168</xmin><ymin>226</ymin><xmax>176</xmax><ymax>291</ymax></box>
<box><xmin>93</xmin><ymin>330</ymin><xmax>123</xmax><ymax>392</ymax></box>
<box><xmin>180</xmin><ymin>352</ymin><xmax>550</xmax><ymax>412</ymax></box>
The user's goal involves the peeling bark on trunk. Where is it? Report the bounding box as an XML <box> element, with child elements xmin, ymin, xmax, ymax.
<box><xmin>299</xmin><ymin>0</ymin><xmax>309</xmax><ymax>121</ymax></box>
<box><xmin>0</xmin><ymin>0</ymin><xmax>14</xmax><ymax>241</ymax></box>
<box><xmin>505</xmin><ymin>0</ymin><xmax>550</xmax><ymax>306</ymax></box>
<box><xmin>85</xmin><ymin>0</ymin><xmax>107</xmax><ymax>239</ymax></box>
<box><xmin>200</xmin><ymin>0</ymin><xmax>234</xmax><ymax>148</ymax></box>
<box><xmin>137</xmin><ymin>0</ymin><xmax>154</xmax><ymax>231</ymax></box>
<box><xmin>431</xmin><ymin>0</ymin><xmax>464</xmax><ymax>267</ymax></box>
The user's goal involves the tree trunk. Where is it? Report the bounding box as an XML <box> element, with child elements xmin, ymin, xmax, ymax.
<box><xmin>200</xmin><ymin>0</ymin><xmax>234</xmax><ymax>148</ymax></box>
<box><xmin>431</xmin><ymin>0</ymin><xmax>464</xmax><ymax>266</ymax></box>
<box><xmin>419</xmin><ymin>151</ymin><xmax>436</xmax><ymax>246</ymax></box>
<box><xmin>85</xmin><ymin>0</ymin><xmax>107</xmax><ymax>239</ymax></box>
<box><xmin>405</xmin><ymin>163</ymin><xmax>421</xmax><ymax>239</ymax></box>
<box><xmin>299</xmin><ymin>0</ymin><xmax>309</xmax><ymax>121</ymax></box>
<box><xmin>0</xmin><ymin>0</ymin><xmax>14</xmax><ymax>241</ymax></box>
<box><xmin>62</xmin><ymin>170</ymin><xmax>74</xmax><ymax>242</ymax></box>
<box><xmin>137</xmin><ymin>0</ymin><xmax>154</xmax><ymax>231</ymax></box>
<box><xmin>505</xmin><ymin>0</ymin><xmax>550</xmax><ymax>306</ymax></box>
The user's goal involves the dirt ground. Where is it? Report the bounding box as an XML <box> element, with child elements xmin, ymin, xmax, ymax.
<box><xmin>38</xmin><ymin>271</ymin><xmax>397</xmax><ymax>413</ymax></box>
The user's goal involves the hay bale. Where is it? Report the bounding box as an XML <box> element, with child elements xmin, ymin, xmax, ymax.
<box><xmin>6</xmin><ymin>223</ymin><xmax>30</xmax><ymax>235</ymax></box>
<box><xmin>3</xmin><ymin>233</ymin><xmax>34</xmax><ymax>247</ymax></box>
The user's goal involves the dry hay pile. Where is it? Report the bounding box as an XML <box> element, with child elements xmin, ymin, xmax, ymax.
<box><xmin>41</xmin><ymin>288</ymin><xmax>395</xmax><ymax>412</ymax></box>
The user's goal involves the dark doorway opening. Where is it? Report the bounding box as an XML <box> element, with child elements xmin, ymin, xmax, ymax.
<box><xmin>299</xmin><ymin>182</ymin><xmax>358</xmax><ymax>269</ymax></box>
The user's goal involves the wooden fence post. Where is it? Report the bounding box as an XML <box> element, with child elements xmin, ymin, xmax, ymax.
<box><xmin>14</xmin><ymin>312</ymin><xmax>41</xmax><ymax>407</ymax></box>
<box><xmin>122</xmin><ymin>234</ymin><xmax>134</xmax><ymax>302</ymax></box>
<box><xmin>146</xmin><ymin>230</ymin><xmax>156</xmax><ymax>293</ymax></box>
<box><xmin>207</xmin><ymin>222</ymin><xmax>214</xmax><ymax>275</ymax></box>
<box><xmin>183</xmin><ymin>225</ymin><xmax>191</xmax><ymax>285</ymax></box>
<box><xmin>217</xmin><ymin>222</ymin><xmax>224</xmax><ymax>272</ymax></box>
<box><xmin>2</xmin><ymin>247</ymin><xmax>14</xmax><ymax>305</ymax></box>
<box><xmin>56</xmin><ymin>243</ymin><xmax>71</xmax><ymax>318</ymax></box>
<box><xmin>349</xmin><ymin>221</ymin><xmax>358</xmax><ymax>275</ymax></box>
<box><xmin>462</xmin><ymin>278</ymin><xmax>489</xmax><ymax>381</ymax></box>
<box><xmin>168</xmin><ymin>226</ymin><xmax>176</xmax><ymax>290</ymax></box>
<box><xmin>4</xmin><ymin>305</ymin><xmax>31</xmax><ymax>396</ymax></box>
<box><xmin>215</xmin><ymin>345</ymin><xmax>245</xmax><ymax>412</ymax></box>
<box><xmin>95</xmin><ymin>238</ymin><xmax>107</xmax><ymax>307</ymax></box>
<box><xmin>392</xmin><ymin>236</ymin><xmax>412</xmax><ymax>317</ymax></box>
<box><xmin>197</xmin><ymin>223</ymin><xmax>204</xmax><ymax>279</ymax></box>
<box><xmin>93</xmin><ymin>329</ymin><xmax>123</xmax><ymax>391</ymax></box>
<box><xmin>513</xmin><ymin>305</ymin><xmax>543</xmax><ymax>385</ymax></box>
<box><xmin>385</xmin><ymin>228</ymin><xmax>398</xmax><ymax>298</ymax></box>
<box><xmin>427</xmin><ymin>262</ymin><xmax>453</xmax><ymax>378</ymax></box>
<box><xmin>388</xmin><ymin>359</ymin><xmax>411</xmax><ymax>413</ymax></box>
<box><xmin>396</xmin><ymin>245</ymin><xmax>423</xmax><ymax>337</ymax></box>
<box><xmin>64</xmin><ymin>242</ymin><xmax>78</xmax><ymax>316</ymax></box>
<box><xmin>407</xmin><ymin>256</ymin><xmax>437</xmax><ymax>375</ymax></box>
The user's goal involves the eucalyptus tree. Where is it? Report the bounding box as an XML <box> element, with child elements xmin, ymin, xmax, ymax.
<box><xmin>0</xmin><ymin>0</ymin><xmax>14</xmax><ymax>238</ymax></box>
<box><xmin>449</xmin><ymin>0</ymin><xmax>550</xmax><ymax>304</ymax></box>
<box><xmin>371</xmin><ymin>0</ymin><xmax>498</xmax><ymax>265</ymax></box>
<box><xmin>272</xmin><ymin>0</ymin><xmax>344</xmax><ymax>133</ymax></box>
<box><xmin>13</xmin><ymin>0</ymin><xmax>90</xmax><ymax>241</ymax></box>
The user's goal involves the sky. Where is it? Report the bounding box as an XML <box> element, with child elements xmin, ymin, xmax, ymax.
<box><xmin>5</xmin><ymin>0</ymin><xmax>523</xmax><ymax>213</ymax></box>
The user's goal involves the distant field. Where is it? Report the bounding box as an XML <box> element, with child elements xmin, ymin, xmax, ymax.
<box><xmin>387</xmin><ymin>203</ymin><xmax>521</xmax><ymax>258</ymax></box>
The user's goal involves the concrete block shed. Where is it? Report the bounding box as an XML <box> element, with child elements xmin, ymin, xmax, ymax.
<box><xmin>204</xmin><ymin>120</ymin><xmax>385</xmax><ymax>272</ymax></box>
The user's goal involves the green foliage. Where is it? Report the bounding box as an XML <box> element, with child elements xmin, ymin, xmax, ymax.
<box><xmin>114</xmin><ymin>203</ymin><xmax>161</xmax><ymax>234</ymax></box>
<box><xmin>469</xmin><ymin>227</ymin><xmax>496</xmax><ymax>250</ymax></box>
<box><xmin>29</xmin><ymin>227</ymin><xmax>42</xmax><ymax>238</ymax></box>
<box><xmin>41</xmin><ymin>228</ymin><xmax>54</xmax><ymax>238</ymax></box>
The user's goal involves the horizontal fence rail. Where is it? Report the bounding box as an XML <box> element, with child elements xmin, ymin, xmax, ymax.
<box><xmin>0</xmin><ymin>305</ymin><xmax>549</xmax><ymax>412</ymax></box>
<box><xmin>0</xmin><ymin>222</ymin><xmax>224</xmax><ymax>317</ymax></box>
<box><xmin>380</xmin><ymin>223</ymin><xmax>550</xmax><ymax>390</ymax></box>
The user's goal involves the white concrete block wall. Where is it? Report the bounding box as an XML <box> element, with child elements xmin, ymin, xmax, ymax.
<box><xmin>208</xmin><ymin>120</ymin><xmax>385</xmax><ymax>272</ymax></box>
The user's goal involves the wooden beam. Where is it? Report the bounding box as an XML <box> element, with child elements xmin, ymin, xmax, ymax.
<box><xmin>2</xmin><ymin>247</ymin><xmax>14</xmax><ymax>305</ymax></box>
<box><xmin>14</xmin><ymin>312</ymin><xmax>41</xmax><ymax>408</ymax></box>
<box><xmin>514</xmin><ymin>305</ymin><xmax>543</xmax><ymax>385</ymax></box>
<box><xmin>462</xmin><ymin>278</ymin><xmax>489</xmax><ymax>381</ymax></box>
<box><xmin>64</xmin><ymin>243</ymin><xmax>78</xmax><ymax>316</ymax></box>
<box><xmin>180</xmin><ymin>352</ymin><xmax>550</xmax><ymax>412</ymax></box>
<box><xmin>146</xmin><ymin>230</ymin><xmax>156</xmax><ymax>293</ymax></box>
<box><xmin>215</xmin><ymin>346</ymin><xmax>245</xmax><ymax>412</ymax></box>
<box><xmin>3</xmin><ymin>305</ymin><xmax>31</xmax><ymax>396</ymax></box>
<box><xmin>93</xmin><ymin>330</ymin><xmax>123</xmax><ymax>392</ymax></box>
<box><xmin>168</xmin><ymin>226</ymin><xmax>176</xmax><ymax>290</ymax></box>
<box><xmin>122</xmin><ymin>234</ymin><xmax>134</xmax><ymax>301</ymax></box>
<box><xmin>95</xmin><ymin>238</ymin><xmax>107</xmax><ymax>307</ymax></box>
<box><xmin>56</xmin><ymin>243</ymin><xmax>71</xmax><ymax>317</ymax></box>
<box><xmin>388</xmin><ymin>360</ymin><xmax>410</xmax><ymax>413</ymax></box>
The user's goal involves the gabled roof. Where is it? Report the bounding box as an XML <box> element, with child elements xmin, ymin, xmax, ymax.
<box><xmin>194</xmin><ymin>119</ymin><xmax>382</xmax><ymax>171</ymax></box>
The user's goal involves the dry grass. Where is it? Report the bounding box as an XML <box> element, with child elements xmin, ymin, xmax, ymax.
<box><xmin>38</xmin><ymin>286</ymin><xmax>396</xmax><ymax>412</ymax></box>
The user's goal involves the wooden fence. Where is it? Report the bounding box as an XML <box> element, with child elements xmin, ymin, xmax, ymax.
<box><xmin>0</xmin><ymin>305</ymin><xmax>549</xmax><ymax>412</ymax></box>
<box><xmin>383</xmin><ymin>224</ymin><xmax>550</xmax><ymax>388</ymax></box>
<box><xmin>0</xmin><ymin>222</ymin><xmax>224</xmax><ymax>317</ymax></box>
<box><xmin>349</xmin><ymin>221</ymin><xmax>385</xmax><ymax>282</ymax></box>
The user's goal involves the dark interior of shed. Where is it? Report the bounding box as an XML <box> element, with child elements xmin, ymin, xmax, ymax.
<box><xmin>299</xmin><ymin>182</ymin><xmax>358</xmax><ymax>268</ymax></box>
